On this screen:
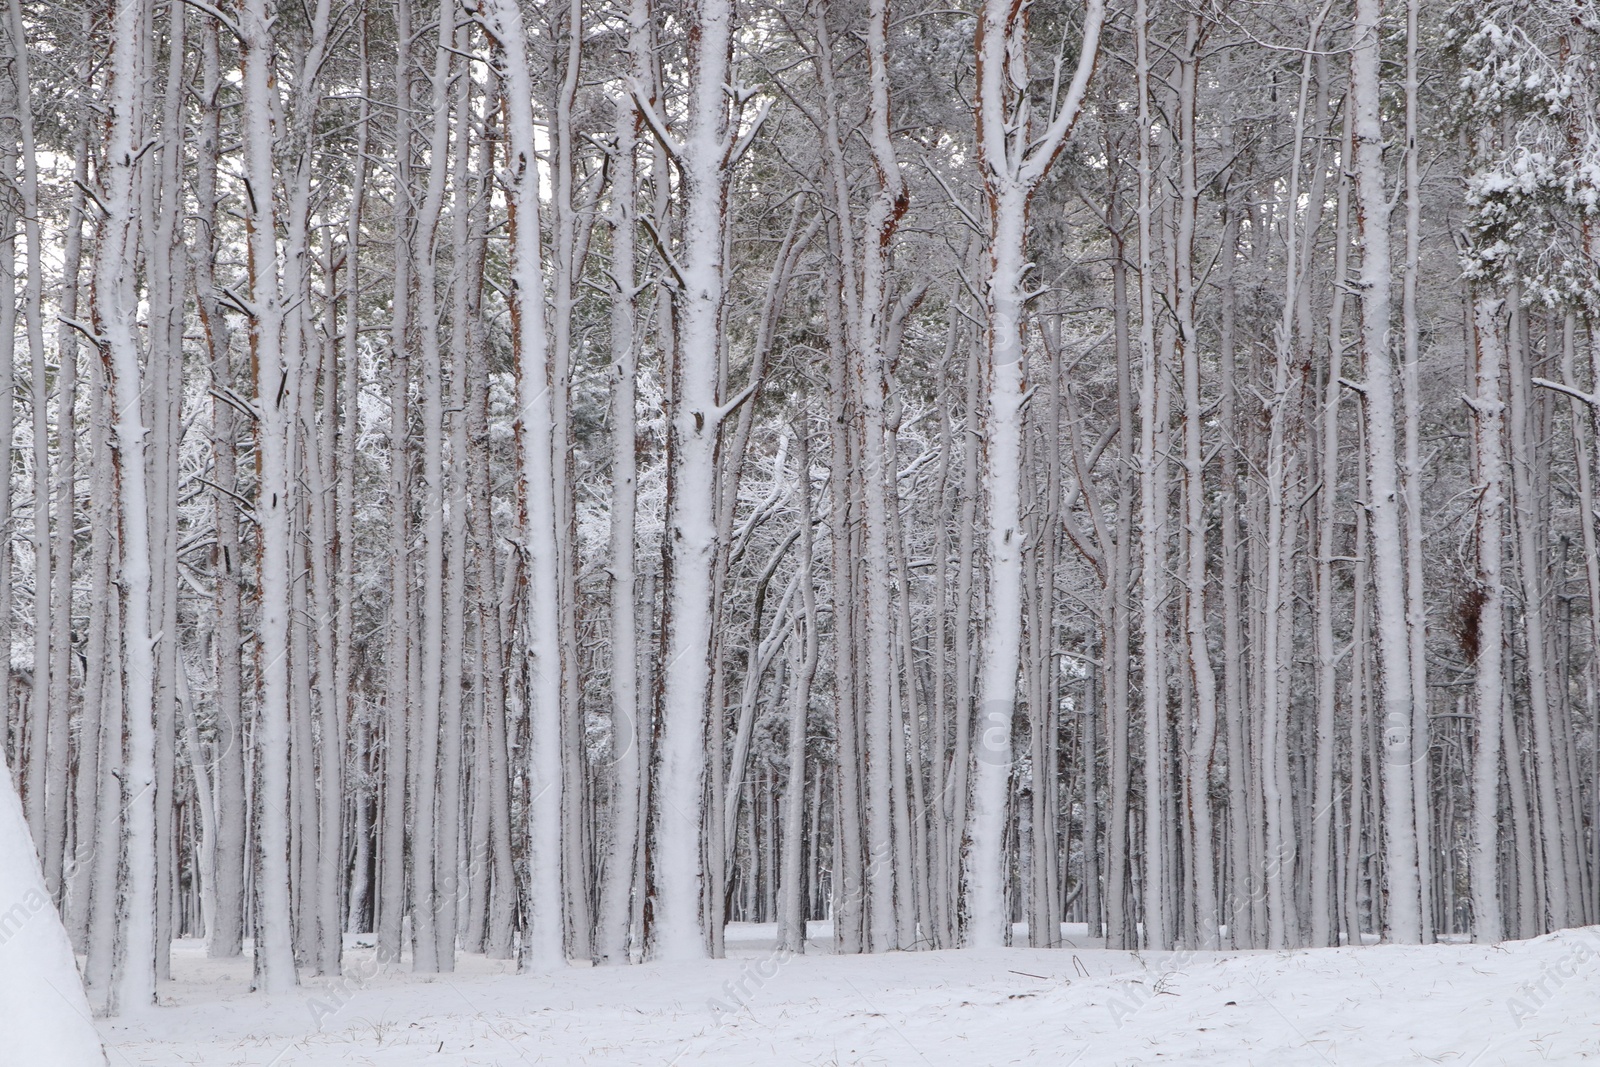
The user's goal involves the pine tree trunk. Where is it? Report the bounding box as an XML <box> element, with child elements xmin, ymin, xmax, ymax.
<box><xmin>966</xmin><ymin>0</ymin><xmax>1103</xmax><ymax>950</ymax></box>
<box><xmin>778</xmin><ymin>435</ymin><xmax>820</xmax><ymax>954</ymax></box>
<box><xmin>1172</xmin><ymin>10</ymin><xmax>1218</xmax><ymax>951</ymax></box>
<box><xmin>1470</xmin><ymin>295</ymin><xmax>1507</xmax><ymax>942</ymax></box>
<box><xmin>80</xmin><ymin>333</ymin><xmax>121</xmax><ymax>1010</ymax></box>
<box><xmin>56</xmin><ymin>98</ymin><xmax>91</xmax><ymax>948</ymax></box>
<box><xmin>825</xmin><ymin>280</ymin><xmax>865</xmax><ymax>954</ymax></box>
<box><xmin>191</xmin><ymin>14</ymin><xmax>247</xmax><ymax>960</ymax></box>
<box><xmin>241</xmin><ymin>0</ymin><xmax>301</xmax><ymax>992</ymax></box>
<box><xmin>1313</xmin><ymin>105</ymin><xmax>1355</xmax><ymax>946</ymax></box>
<box><xmin>1399</xmin><ymin>0</ymin><xmax>1434</xmax><ymax>942</ymax></box>
<box><xmin>1506</xmin><ymin>294</ymin><xmax>1573</xmax><ymax>929</ymax></box>
<box><xmin>145</xmin><ymin>0</ymin><xmax>188</xmax><ymax>981</ymax></box>
<box><xmin>1132</xmin><ymin>0</ymin><xmax>1168</xmax><ymax>950</ymax></box>
<box><xmin>378</xmin><ymin>0</ymin><xmax>415</xmax><ymax>966</ymax></box>
<box><xmin>549</xmin><ymin>0</ymin><xmax>594</xmax><ymax>961</ymax></box>
<box><xmin>1352</xmin><ymin>0</ymin><xmax>1422</xmax><ymax>944</ymax></box>
<box><xmin>96</xmin><ymin>0</ymin><xmax>161</xmax><ymax>1011</ymax></box>
<box><xmin>8</xmin><ymin>0</ymin><xmax>60</xmax><ymax>897</ymax></box>
<box><xmin>1105</xmin><ymin>186</ymin><xmax>1136</xmax><ymax>951</ymax></box>
<box><xmin>334</xmin><ymin>16</ymin><xmax>371</xmax><ymax>945</ymax></box>
<box><xmin>596</xmin><ymin>0</ymin><xmax>649</xmax><ymax>967</ymax></box>
<box><xmin>481</xmin><ymin>0</ymin><xmax>566</xmax><ymax>964</ymax></box>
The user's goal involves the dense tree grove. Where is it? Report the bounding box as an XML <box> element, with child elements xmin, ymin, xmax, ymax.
<box><xmin>2</xmin><ymin>0</ymin><xmax>1600</xmax><ymax>1016</ymax></box>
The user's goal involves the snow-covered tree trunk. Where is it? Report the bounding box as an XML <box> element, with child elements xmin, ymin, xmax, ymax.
<box><xmin>79</xmin><ymin>333</ymin><xmax>121</xmax><ymax>1012</ymax></box>
<box><xmin>145</xmin><ymin>1</ymin><xmax>189</xmax><ymax>980</ymax></box>
<box><xmin>965</xmin><ymin>201</ymin><xmax>1029</xmax><ymax>946</ymax></box>
<box><xmin>642</xmin><ymin>0</ymin><xmax>753</xmax><ymax>961</ymax></box>
<box><xmin>813</xmin><ymin>0</ymin><xmax>906</xmax><ymax>953</ymax></box>
<box><xmin>1131</xmin><ymin>0</ymin><xmax>1168</xmax><ymax>951</ymax></box>
<box><xmin>777</xmin><ymin>477</ymin><xmax>819</xmax><ymax>954</ymax></box>
<box><xmin>95</xmin><ymin>0</ymin><xmax>160</xmax><ymax>1012</ymax></box>
<box><xmin>1259</xmin><ymin>8</ymin><xmax>1326</xmax><ymax>950</ymax></box>
<box><xmin>947</xmin><ymin>333</ymin><xmax>979</xmax><ymax>946</ymax></box>
<box><xmin>1555</xmin><ymin>313</ymin><xmax>1600</xmax><ymax>931</ymax></box>
<box><xmin>409</xmin><ymin>10</ymin><xmax>457</xmax><ymax>972</ymax></box>
<box><xmin>1313</xmin><ymin>107</ymin><xmax>1355</xmax><ymax>946</ymax></box>
<box><xmin>1398</xmin><ymin>0</ymin><xmax>1433</xmax><ymax>942</ymax></box>
<box><xmin>463</xmin><ymin>72</ymin><xmax>514</xmax><ymax>959</ymax></box>
<box><xmin>192</xmin><ymin>14</ymin><xmax>246</xmax><ymax>960</ymax></box>
<box><xmin>1505</xmin><ymin>295</ymin><xmax>1573</xmax><ymax>930</ymax></box>
<box><xmin>1346</xmin><ymin>578</ymin><xmax>1369</xmax><ymax>945</ymax></box>
<box><xmin>1217</xmin><ymin>200</ymin><xmax>1251</xmax><ymax>949</ymax></box>
<box><xmin>0</xmin><ymin>8</ymin><xmax>13</xmax><ymax>784</ymax></box>
<box><xmin>334</xmin><ymin>20</ymin><xmax>370</xmax><ymax>945</ymax></box>
<box><xmin>1024</xmin><ymin>340</ymin><xmax>1062</xmax><ymax>949</ymax></box>
<box><xmin>8</xmin><ymin>0</ymin><xmax>60</xmax><ymax>897</ymax></box>
<box><xmin>1103</xmin><ymin>182</ymin><xmax>1136</xmax><ymax>950</ymax></box>
<box><xmin>928</xmin><ymin>405</ymin><xmax>955</xmax><ymax>947</ymax></box>
<box><xmin>178</xmin><ymin>654</ymin><xmax>218</xmax><ymax>954</ymax></box>
<box><xmin>965</xmin><ymin>0</ymin><xmax>1103</xmax><ymax>950</ymax></box>
<box><xmin>461</xmin><ymin>285</ymin><xmax>490</xmax><ymax>954</ymax></box>
<box><xmin>1172</xmin><ymin>9</ymin><xmax>1219</xmax><ymax>951</ymax></box>
<box><xmin>478</xmin><ymin>0</ymin><xmax>566</xmax><ymax>965</ymax></box>
<box><xmin>889</xmin><ymin>393</ymin><xmax>935</xmax><ymax>946</ymax></box>
<box><xmin>436</xmin><ymin>23</ymin><xmax>478</xmax><ymax>964</ymax></box>
<box><xmin>1469</xmin><ymin>295</ymin><xmax>1507</xmax><ymax>943</ymax></box>
<box><xmin>41</xmin><ymin>59</ymin><xmax>83</xmax><ymax>924</ymax></box>
<box><xmin>1351</xmin><ymin>0</ymin><xmax>1422</xmax><ymax>945</ymax></box>
<box><xmin>53</xmin><ymin>90</ymin><xmax>90</xmax><ymax>949</ymax></box>
<box><xmin>548</xmin><ymin>0</ymin><xmax>599</xmax><ymax>961</ymax></box>
<box><xmin>596</xmin><ymin>0</ymin><xmax>649</xmax><ymax>967</ymax></box>
<box><xmin>240</xmin><ymin>0</ymin><xmax>300</xmax><ymax>992</ymax></box>
<box><xmin>824</xmin><ymin>284</ymin><xmax>865</xmax><ymax>955</ymax></box>
<box><xmin>378</xmin><ymin>0</ymin><xmax>415</xmax><ymax>965</ymax></box>
<box><xmin>305</xmin><ymin>288</ymin><xmax>343</xmax><ymax>977</ymax></box>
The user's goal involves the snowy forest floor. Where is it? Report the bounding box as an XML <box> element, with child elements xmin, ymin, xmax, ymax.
<box><xmin>96</xmin><ymin>923</ymin><xmax>1600</xmax><ymax>1066</ymax></box>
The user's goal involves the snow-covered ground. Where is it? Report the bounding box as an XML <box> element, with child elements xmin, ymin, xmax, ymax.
<box><xmin>98</xmin><ymin>923</ymin><xmax>1600</xmax><ymax>1065</ymax></box>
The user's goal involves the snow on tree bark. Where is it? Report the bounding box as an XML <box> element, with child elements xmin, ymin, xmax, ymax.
<box><xmin>1352</xmin><ymin>0</ymin><xmax>1423</xmax><ymax>945</ymax></box>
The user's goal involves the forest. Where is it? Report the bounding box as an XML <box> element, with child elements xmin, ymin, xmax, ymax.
<box><xmin>2</xmin><ymin>0</ymin><xmax>1600</xmax><ymax>1053</ymax></box>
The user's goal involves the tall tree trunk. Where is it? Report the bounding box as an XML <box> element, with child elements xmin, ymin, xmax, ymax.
<box><xmin>1470</xmin><ymin>295</ymin><xmax>1507</xmax><ymax>942</ymax></box>
<box><xmin>480</xmin><ymin>0</ymin><xmax>566</xmax><ymax>964</ymax></box>
<box><xmin>779</xmin><ymin>434</ymin><xmax>821</xmax><ymax>953</ymax></box>
<box><xmin>1132</xmin><ymin>0</ymin><xmax>1169</xmax><ymax>950</ymax></box>
<box><xmin>548</xmin><ymin>0</ymin><xmax>595</xmax><ymax>961</ymax></box>
<box><xmin>640</xmin><ymin>0</ymin><xmax>753</xmax><ymax>960</ymax></box>
<box><xmin>145</xmin><ymin>0</ymin><xmax>188</xmax><ymax>981</ymax></box>
<box><xmin>1172</xmin><ymin>9</ymin><xmax>1219</xmax><ymax>952</ymax></box>
<box><xmin>824</xmin><ymin>267</ymin><xmax>865</xmax><ymax>954</ymax></box>
<box><xmin>1352</xmin><ymin>0</ymin><xmax>1422</xmax><ymax>944</ymax></box>
<box><xmin>55</xmin><ymin>86</ymin><xmax>91</xmax><ymax>947</ymax></box>
<box><xmin>1104</xmin><ymin>180</ymin><xmax>1137</xmax><ymax>951</ymax></box>
<box><xmin>1312</xmin><ymin>102</ymin><xmax>1355</xmax><ymax>947</ymax></box>
<box><xmin>965</xmin><ymin>0</ymin><xmax>1104</xmax><ymax>949</ymax></box>
<box><xmin>193</xmin><ymin>14</ymin><xmax>247</xmax><ymax>960</ymax></box>
<box><xmin>8</xmin><ymin>0</ymin><xmax>59</xmax><ymax>897</ymax></box>
<box><xmin>596</xmin><ymin>0</ymin><xmax>650</xmax><ymax>967</ymax></box>
<box><xmin>241</xmin><ymin>0</ymin><xmax>300</xmax><ymax>992</ymax></box>
<box><xmin>333</xmin><ymin>13</ymin><xmax>371</xmax><ymax>949</ymax></box>
<box><xmin>1506</xmin><ymin>293</ymin><xmax>1573</xmax><ymax>929</ymax></box>
<box><xmin>96</xmin><ymin>0</ymin><xmax>161</xmax><ymax>1012</ymax></box>
<box><xmin>1399</xmin><ymin>0</ymin><xmax>1434</xmax><ymax>942</ymax></box>
<box><xmin>378</xmin><ymin>0</ymin><xmax>415</xmax><ymax>965</ymax></box>
<box><xmin>435</xmin><ymin>28</ymin><xmax>477</xmax><ymax>965</ymax></box>
<box><xmin>408</xmin><ymin>9</ymin><xmax>458</xmax><ymax>972</ymax></box>
<box><xmin>80</xmin><ymin>323</ymin><xmax>121</xmax><ymax>1010</ymax></box>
